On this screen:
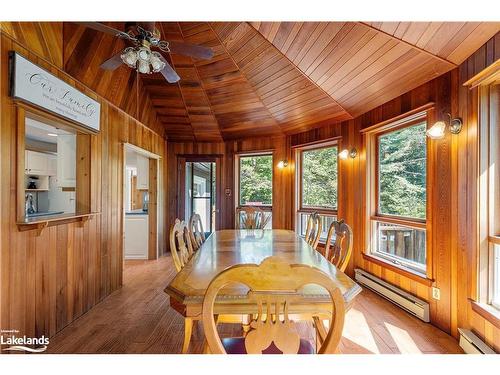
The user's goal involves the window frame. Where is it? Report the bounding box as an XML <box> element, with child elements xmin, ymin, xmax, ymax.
<box><xmin>16</xmin><ymin>103</ymin><xmax>92</xmax><ymax>224</ymax></box>
<box><xmin>294</xmin><ymin>140</ymin><xmax>340</xmax><ymax>242</ymax></box>
<box><xmin>364</xmin><ymin>110</ymin><xmax>431</xmax><ymax>277</ymax></box>
<box><xmin>235</xmin><ymin>151</ymin><xmax>274</xmax><ymax>227</ymax></box>
<box><xmin>477</xmin><ymin>81</ymin><xmax>500</xmax><ymax>310</ymax></box>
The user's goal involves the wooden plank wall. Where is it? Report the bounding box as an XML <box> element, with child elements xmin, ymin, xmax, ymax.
<box><xmin>166</xmin><ymin>136</ymin><xmax>293</xmax><ymax>235</ymax></box>
<box><xmin>0</xmin><ymin>31</ymin><xmax>168</xmax><ymax>342</ymax></box>
<box><xmin>454</xmin><ymin>33</ymin><xmax>500</xmax><ymax>351</ymax></box>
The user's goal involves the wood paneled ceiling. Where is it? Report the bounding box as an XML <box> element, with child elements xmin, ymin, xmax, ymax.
<box><xmin>63</xmin><ymin>22</ymin><xmax>499</xmax><ymax>141</ymax></box>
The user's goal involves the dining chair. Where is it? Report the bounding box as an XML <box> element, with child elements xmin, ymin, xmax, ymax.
<box><xmin>304</xmin><ymin>212</ymin><xmax>321</xmax><ymax>250</ymax></box>
<box><xmin>235</xmin><ymin>206</ymin><xmax>267</xmax><ymax>229</ymax></box>
<box><xmin>170</xmin><ymin>218</ymin><xmax>251</xmax><ymax>354</ymax></box>
<box><xmin>189</xmin><ymin>213</ymin><xmax>206</xmax><ymax>251</ymax></box>
<box><xmin>324</xmin><ymin>219</ymin><xmax>353</xmax><ymax>272</ymax></box>
<box><xmin>169</xmin><ymin>218</ymin><xmax>192</xmax><ymax>273</ymax></box>
<box><xmin>202</xmin><ymin>256</ymin><xmax>345</xmax><ymax>354</ymax></box>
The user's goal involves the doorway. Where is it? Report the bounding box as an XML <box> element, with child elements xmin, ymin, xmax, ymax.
<box><xmin>123</xmin><ymin>143</ymin><xmax>161</xmax><ymax>261</ymax></box>
<box><xmin>177</xmin><ymin>156</ymin><xmax>222</xmax><ymax>235</ymax></box>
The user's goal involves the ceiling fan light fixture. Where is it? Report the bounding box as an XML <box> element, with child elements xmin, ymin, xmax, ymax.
<box><xmin>121</xmin><ymin>47</ymin><xmax>138</xmax><ymax>68</ymax></box>
<box><xmin>138</xmin><ymin>59</ymin><xmax>151</xmax><ymax>74</ymax></box>
<box><xmin>150</xmin><ymin>52</ymin><xmax>166</xmax><ymax>73</ymax></box>
<box><xmin>137</xmin><ymin>47</ymin><xmax>151</xmax><ymax>61</ymax></box>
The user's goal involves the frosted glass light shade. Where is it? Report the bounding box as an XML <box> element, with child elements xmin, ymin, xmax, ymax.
<box><xmin>138</xmin><ymin>60</ymin><xmax>150</xmax><ymax>74</ymax></box>
<box><xmin>338</xmin><ymin>149</ymin><xmax>349</xmax><ymax>160</ymax></box>
<box><xmin>426</xmin><ymin>121</ymin><xmax>446</xmax><ymax>139</ymax></box>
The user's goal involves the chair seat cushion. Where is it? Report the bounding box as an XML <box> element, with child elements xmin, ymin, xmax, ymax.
<box><xmin>221</xmin><ymin>337</ymin><xmax>314</xmax><ymax>354</ymax></box>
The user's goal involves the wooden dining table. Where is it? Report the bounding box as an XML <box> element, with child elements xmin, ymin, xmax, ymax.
<box><xmin>165</xmin><ymin>229</ymin><xmax>362</xmax><ymax>325</ymax></box>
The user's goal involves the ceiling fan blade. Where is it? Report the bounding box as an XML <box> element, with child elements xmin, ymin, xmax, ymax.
<box><xmin>158</xmin><ymin>55</ymin><xmax>180</xmax><ymax>83</ymax></box>
<box><xmin>100</xmin><ymin>52</ymin><xmax>124</xmax><ymax>71</ymax></box>
<box><xmin>74</xmin><ymin>22</ymin><xmax>131</xmax><ymax>40</ymax></box>
<box><xmin>168</xmin><ymin>41</ymin><xmax>214</xmax><ymax>60</ymax></box>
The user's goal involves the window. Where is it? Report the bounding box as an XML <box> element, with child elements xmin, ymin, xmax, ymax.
<box><xmin>237</xmin><ymin>153</ymin><xmax>273</xmax><ymax>228</ymax></box>
<box><xmin>296</xmin><ymin>142</ymin><xmax>338</xmax><ymax>241</ymax></box>
<box><xmin>478</xmin><ymin>82</ymin><xmax>500</xmax><ymax>309</ymax></box>
<box><xmin>22</xmin><ymin>114</ymin><xmax>87</xmax><ymax>222</ymax></box>
<box><xmin>367</xmin><ymin>115</ymin><xmax>428</xmax><ymax>274</ymax></box>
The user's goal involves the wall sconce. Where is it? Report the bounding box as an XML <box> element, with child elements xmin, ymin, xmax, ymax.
<box><xmin>277</xmin><ymin>160</ymin><xmax>288</xmax><ymax>169</ymax></box>
<box><xmin>426</xmin><ymin>113</ymin><xmax>463</xmax><ymax>139</ymax></box>
<box><xmin>339</xmin><ymin>148</ymin><xmax>357</xmax><ymax>160</ymax></box>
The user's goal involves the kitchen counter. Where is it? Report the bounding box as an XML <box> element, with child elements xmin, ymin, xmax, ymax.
<box><xmin>125</xmin><ymin>209</ymin><xmax>148</xmax><ymax>216</ymax></box>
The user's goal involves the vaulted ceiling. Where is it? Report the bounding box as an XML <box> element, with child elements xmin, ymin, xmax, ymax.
<box><xmin>63</xmin><ymin>22</ymin><xmax>499</xmax><ymax>141</ymax></box>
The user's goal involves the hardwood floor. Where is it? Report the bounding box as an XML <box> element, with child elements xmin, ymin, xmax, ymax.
<box><xmin>45</xmin><ymin>255</ymin><xmax>463</xmax><ymax>354</ymax></box>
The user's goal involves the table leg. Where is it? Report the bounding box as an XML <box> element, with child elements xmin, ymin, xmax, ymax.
<box><xmin>182</xmin><ymin>317</ymin><xmax>194</xmax><ymax>354</ymax></box>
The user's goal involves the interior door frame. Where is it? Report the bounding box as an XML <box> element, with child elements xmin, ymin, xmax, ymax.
<box><xmin>177</xmin><ymin>154</ymin><xmax>223</xmax><ymax>231</ymax></box>
<box><xmin>123</xmin><ymin>143</ymin><xmax>161</xmax><ymax>261</ymax></box>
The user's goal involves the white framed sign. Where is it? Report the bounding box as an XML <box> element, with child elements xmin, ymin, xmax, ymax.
<box><xmin>9</xmin><ymin>51</ymin><xmax>101</xmax><ymax>132</ymax></box>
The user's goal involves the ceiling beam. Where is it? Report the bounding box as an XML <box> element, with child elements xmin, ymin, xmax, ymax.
<box><xmin>175</xmin><ymin>22</ymin><xmax>223</xmax><ymax>142</ymax></box>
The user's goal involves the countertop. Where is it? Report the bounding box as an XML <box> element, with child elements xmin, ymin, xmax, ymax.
<box><xmin>125</xmin><ymin>209</ymin><xmax>148</xmax><ymax>216</ymax></box>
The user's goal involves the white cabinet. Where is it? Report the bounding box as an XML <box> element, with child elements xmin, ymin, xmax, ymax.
<box><xmin>26</xmin><ymin>150</ymin><xmax>48</xmax><ymax>175</ymax></box>
<box><xmin>124</xmin><ymin>215</ymin><xmax>149</xmax><ymax>259</ymax></box>
<box><xmin>136</xmin><ymin>154</ymin><xmax>149</xmax><ymax>190</ymax></box>
<box><xmin>57</xmin><ymin>134</ymin><xmax>76</xmax><ymax>188</ymax></box>
<box><xmin>25</xmin><ymin>150</ymin><xmax>57</xmax><ymax>176</ymax></box>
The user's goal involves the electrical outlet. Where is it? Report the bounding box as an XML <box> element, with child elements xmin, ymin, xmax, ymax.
<box><xmin>432</xmin><ymin>287</ymin><xmax>441</xmax><ymax>300</ymax></box>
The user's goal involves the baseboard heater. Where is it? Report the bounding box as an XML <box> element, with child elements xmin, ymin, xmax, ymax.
<box><xmin>354</xmin><ymin>268</ymin><xmax>430</xmax><ymax>322</ymax></box>
<box><xmin>458</xmin><ymin>328</ymin><xmax>496</xmax><ymax>354</ymax></box>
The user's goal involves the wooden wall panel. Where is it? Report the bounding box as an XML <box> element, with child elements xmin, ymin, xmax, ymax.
<box><xmin>62</xmin><ymin>23</ymin><xmax>165</xmax><ymax>138</ymax></box>
<box><xmin>454</xmin><ymin>32</ymin><xmax>500</xmax><ymax>351</ymax></box>
<box><xmin>0</xmin><ymin>31</ymin><xmax>168</xmax><ymax>345</ymax></box>
<box><xmin>0</xmin><ymin>22</ymin><xmax>63</xmax><ymax>68</ymax></box>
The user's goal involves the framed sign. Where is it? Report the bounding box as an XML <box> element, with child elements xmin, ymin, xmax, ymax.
<box><xmin>9</xmin><ymin>51</ymin><xmax>101</xmax><ymax>133</ymax></box>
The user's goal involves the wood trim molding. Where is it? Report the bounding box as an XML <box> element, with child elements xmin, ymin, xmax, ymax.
<box><xmin>362</xmin><ymin>253</ymin><xmax>434</xmax><ymax>286</ymax></box>
<box><xmin>17</xmin><ymin>212</ymin><xmax>100</xmax><ymax>235</ymax></box>
<box><xmin>470</xmin><ymin>300</ymin><xmax>500</xmax><ymax>329</ymax></box>
<box><xmin>360</xmin><ymin>103</ymin><xmax>434</xmax><ymax>134</ymax></box>
<box><xmin>463</xmin><ymin>60</ymin><xmax>500</xmax><ymax>88</ymax></box>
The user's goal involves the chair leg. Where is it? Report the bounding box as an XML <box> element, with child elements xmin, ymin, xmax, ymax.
<box><xmin>182</xmin><ymin>317</ymin><xmax>194</xmax><ymax>354</ymax></box>
<box><xmin>313</xmin><ymin>316</ymin><xmax>327</xmax><ymax>349</ymax></box>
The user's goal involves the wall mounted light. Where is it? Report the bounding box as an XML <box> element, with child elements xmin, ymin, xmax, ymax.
<box><xmin>339</xmin><ymin>148</ymin><xmax>357</xmax><ymax>160</ymax></box>
<box><xmin>426</xmin><ymin>113</ymin><xmax>463</xmax><ymax>139</ymax></box>
<box><xmin>277</xmin><ymin>160</ymin><xmax>288</xmax><ymax>169</ymax></box>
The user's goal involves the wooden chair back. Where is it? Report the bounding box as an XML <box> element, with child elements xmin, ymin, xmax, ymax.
<box><xmin>169</xmin><ymin>219</ymin><xmax>192</xmax><ymax>272</ymax></box>
<box><xmin>324</xmin><ymin>219</ymin><xmax>353</xmax><ymax>272</ymax></box>
<box><xmin>235</xmin><ymin>207</ymin><xmax>267</xmax><ymax>229</ymax></box>
<box><xmin>189</xmin><ymin>213</ymin><xmax>206</xmax><ymax>251</ymax></box>
<box><xmin>304</xmin><ymin>212</ymin><xmax>321</xmax><ymax>250</ymax></box>
<box><xmin>202</xmin><ymin>256</ymin><xmax>345</xmax><ymax>354</ymax></box>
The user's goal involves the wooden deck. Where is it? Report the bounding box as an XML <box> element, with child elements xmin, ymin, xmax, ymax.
<box><xmin>45</xmin><ymin>255</ymin><xmax>463</xmax><ymax>354</ymax></box>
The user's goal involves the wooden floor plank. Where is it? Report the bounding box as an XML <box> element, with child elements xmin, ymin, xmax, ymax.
<box><xmin>45</xmin><ymin>256</ymin><xmax>462</xmax><ymax>354</ymax></box>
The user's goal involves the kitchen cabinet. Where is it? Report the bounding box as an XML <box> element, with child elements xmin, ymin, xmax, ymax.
<box><xmin>26</xmin><ymin>150</ymin><xmax>48</xmax><ymax>175</ymax></box>
<box><xmin>136</xmin><ymin>154</ymin><xmax>149</xmax><ymax>190</ymax></box>
<box><xmin>124</xmin><ymin>214</ymin><xmax>149</xmax><ymax>259</ymax></box>
<box><xmin>47</xmin><ymin>154</ymin><xmax>57</xmax><ymax>176</ymax></box>
<box><xmin>57</xmin><ymin>134</ymin><xmax>76</xmax><ymax>188</ymax></box>
<box><xmin>25</xmin><ymin>150</ymin><xmax>56</xmax><ymax>176</ymax></box>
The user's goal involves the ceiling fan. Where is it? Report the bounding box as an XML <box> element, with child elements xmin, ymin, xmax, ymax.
<box><xmin>76</xmin><ymin>22</ymin><xmax>214</xmax><ymax>83</ymax></box>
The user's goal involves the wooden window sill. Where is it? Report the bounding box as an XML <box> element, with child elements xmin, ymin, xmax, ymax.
<box><xmin>470</xmin><ymin>300</ymin><xmax>500</xmax><ymax>329</ymax></box>
<box><xmin>17</xmin><ymin>212</ymin><xmax>100</xmax><ymax>235</ymax></box>
<box><xmin>362</xmin><ymin>253</ymin><xmax>434</xmax><ymax>286</ymax></box>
